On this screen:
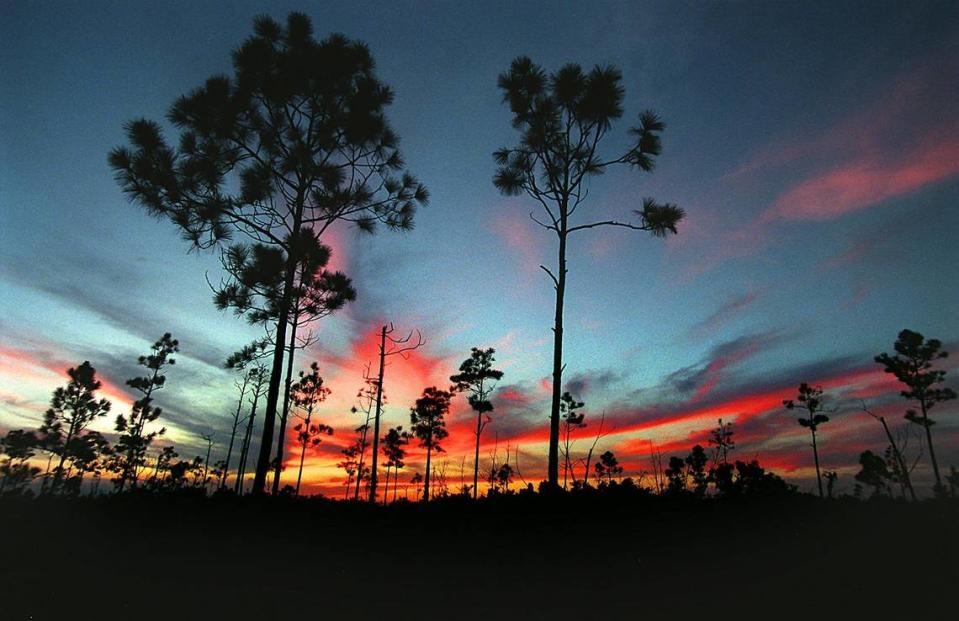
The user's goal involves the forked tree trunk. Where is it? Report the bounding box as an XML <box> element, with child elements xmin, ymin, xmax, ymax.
<box><xmin>252</xmin><ymin>202</ymin><xmax>303</xmax><ymax>494</ymax></box>
<box><xmin>221</xmin><ymin>376</ymin><xmax>249</xmax><ymax>490</ymax></box>
<box><xmin>252</xmin><ymin>274</ymin><xmax>293</xmax><ymax>493</ymax></box>
<box><xmin>877</xmin><ymin>415</ymin><xmax>916</xmax><ymax>501</ymax></box>
<box><xmin>272</xmin><ymin>317</ymin><xmax>300</xmax><ymax>495</ymax></box>
<box><xmin>235</xmin><ymin>388</ymin><xmax>260</xmax><ymax>494</ymax></box>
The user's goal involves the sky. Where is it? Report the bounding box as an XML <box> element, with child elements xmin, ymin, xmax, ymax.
<box><xmin>1</xmin><ymin>0</ymin><xmax>958</xmax><ymax>497</ymax></box>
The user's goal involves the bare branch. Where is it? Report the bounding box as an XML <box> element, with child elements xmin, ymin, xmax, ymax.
<box><xmin>539</xmin><ymin>265</ymin><xmax>559</xmax><ymax>288</ymax></box>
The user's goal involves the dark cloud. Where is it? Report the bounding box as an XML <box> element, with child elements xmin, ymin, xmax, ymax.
<box><xmin>687</xmin><ymin>291</ymin><xmax>759</xmax><ymax>340</ymax></box>
<box><xmin>563</xmin><ymin>369</ymin><xmax>625</xmax><ymax>398</ymax></box>
<box><xmin>664</xmin><ymin>330</ymin><xmax>793</xmax><ymax>399</ymax></box>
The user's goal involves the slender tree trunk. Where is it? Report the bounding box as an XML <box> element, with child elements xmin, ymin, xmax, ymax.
<box><xmin>547</xmin><ymin>231</ymin><xmax>568</xmax><ymax>488</ymax></box>
<box><xmin>583</xmin><ymin>446</ymin><xmax>595</xmax><ymax>488</ymax></box>
<box><xmin>919</xmin><ymin>399</ymin><xmax>942</xmax><ymax>493</ymax></box>
<box><xmin>473</xmin><ymin>411</ymin><xmax>483</xmax><ymax>500</ymax></box>
<box><xmin>295</xmin><ymin>438</ymin><xmax>306</xmax><ymax>496</ymax></box>
<box><xmin>118</xmin><ymin>367</ymin><xmax>161</xmax><ymax>493</ymax></box>
<box><xmin>53</xmin><ymin>424</ymin><xmax>77</xmax><ymax>494</ymax></box>
<box><xmin>877</xmin><ymin>416</ymin><xmax>917</xmax><ymax>501</ymax></box>
<box><xmin>252</xmin><ymin>201</ymin><xmax>303</xmax><ymax>494</ymax></box>
<box><xmin>252</xmin><ymin>293</ymin><xmax>292</xmax><ymax>494</ymax></box>
<box><xmin>40</xmin><ymin>453</ymin><xmax>54</xmax><ymax>495</ymax></box>
<box><xmin>235</xmin><ymin>389</ymin><xmax>260</xmax><ymax>494</ymax></box>
<box><xmin>383</xmin><ymin>465</ymin><xmax>391</xmax><ymax>506</ymax></box>
<box><xmin>353</xmin><ymin>415</ymin><xmax>371</xmax><ymax>501</ymax></box>
<box><xmin>221</xmin><ymin>379</ymin><xmax>248</xmax><ymax>490</ymax></box>
<box><xmin>203</xmin><ymin>440</ymin><xmax>213</xmax><ymax>492</ymax></box>
<box><xmin>272</xmin><ymin>318</ymin><xmax>300</xmax><ymax>495</ymax></box>
<box><xmin>368</xmin><ymin>326</ymin><xmax>387</xmax><ymax>503</ymax></box>
<box><xmin>810</xmin><ymin>428</ymin><xmax>823</xmax><ymax>498</ymax></box>
<box><xmin>423</xmin><ymin>444</ymin><xmax>433</xmax><ymax>502</ymax></box>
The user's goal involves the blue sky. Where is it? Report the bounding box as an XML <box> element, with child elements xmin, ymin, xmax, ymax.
<box><xmin>2</xmin><ymin>1</ymin><xmax>957</xmax><ymax>495</ymax></box>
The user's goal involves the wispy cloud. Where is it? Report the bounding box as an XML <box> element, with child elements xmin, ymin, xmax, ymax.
<box><xmin>760</xmin><ymin>128</ymin><xmax>959</xmax><ymax>222</ymax></box>
<box><xmin>686</xmin><ymin>291</ymin><xmax>759</xmax><ymax>340</ymax></box>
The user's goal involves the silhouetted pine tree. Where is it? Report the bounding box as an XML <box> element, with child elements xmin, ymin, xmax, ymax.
<box><xmin>493</xmin><ymin>57</ymin><xmax>684</xmax><ymax>487</ymax></box>
<box><xmin>235</xmin><ymin>365</ymin><xmax>268</xmax><ymax>494</ymax></box>
<box><xmin>559</xmin><ymin>392</ymin><xmax>586</xmax><ymax>489</ymax></box>
<box><xmin>381</xmin><ymin>426</ymin><xmax>410</xmax><ymax>505</ymax></box>
<box><xmin>875</xmin><ymin>329</ymin><xmax>955</xmax><ymax>495</ymax></box>
<box><xmin>290</xmin><ymin>363</ymin><xmax>333</xmax><ymax>495</ymax></box>
<box><xmin>410</xmin><ymin>387</ymin><xmax>452</xmax><ymax>502</ymax></box>
<box><xmin>368</xmin><ymin>325</ymin><xmax>424</xmax><ymax>503</ymax></box>
<box><xmin>860</xmin><ymin>401</ymin><xmax>917</xmax><ymax>501</ymax></box>
<box><xmin>0</xmin><ymin>430</ymin><xmax>40</xmax><ymax>494</ymax></box>
<box><xmin>665</xmin><ymin>456</ymin><xmax>688</xmax><ymax>494</ymax></box>
<box><xmin>113</xmin><ymin>333</ymin><xmax>178</xmax><ymax>492</ymax></box>
<box><xmin>214</xmin><ymin>237</ymin><xmax>355</xmax><ymax>494</ymax></box>
<box><xmin>109</xmin><ymin>12</ymin><xmax>427</xmax><ymax>494</ymax></box>
<box><xmin>784</xmin><ymin>383</ymin><xmax>833</xmax><ymax>498</ymax></box>
<box><xmin>220</xmin><ymin>369</ymin><xmax>251</xmax><ymax>491</ymax></box>
<box><xmin>40</xmin><ymin>362</ymin><xmax>112</xmax><ymax>494</ymax></box>
<box><xmin>350</xmin><ymin>365</ymin><xmax>380</xmax><ymax>501</ymax></box>
<box><xmin>685</xmin><ymin>445</ymin><xmax>709</xmax><ymax>497</ymax></box>
<box><xmin>708</xmin><ymin>418</ymin><xmax>735</xmax><ymax>466</ymax></box>
<box><xmin>594</xmin><ymin>450</ymin><xmax>623</xmax><ymax>486</ymax></box>
<box><xmin>855</xmin><ymin>450</ymin><xmax>894</xmax><ymax>498</ymax></box>
<box><xmin>450</xmin><ymin>347</ymin><xmax>504</xmax><ymax>499</ymax></box>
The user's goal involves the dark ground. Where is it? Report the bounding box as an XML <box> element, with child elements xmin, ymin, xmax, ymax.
<box><xmin>1</xmin><ymin>493</ymin><xmax>956</xmax><ymax>620</ymax></box>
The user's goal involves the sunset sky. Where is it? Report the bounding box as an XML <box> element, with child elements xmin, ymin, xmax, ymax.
<box><xmin>1</xmin><ymin>1</ymin><xmax>957</xmax><ymax>497</ymax></box>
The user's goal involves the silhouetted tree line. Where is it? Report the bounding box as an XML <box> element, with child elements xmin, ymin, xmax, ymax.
<box><xmin>3</xmin><ymin>14</ymin><xmax>956</xmax><ymax>504</ymax></box>
<box><xmin>1</xmin><ymin>329</ymin><xmax>954</xmax><ymax>501</ymax></box>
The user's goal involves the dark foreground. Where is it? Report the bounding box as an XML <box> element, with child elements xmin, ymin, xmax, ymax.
<box><xmin>1</xmin><ymin>493</ymin><xmax>956</xmax><ymax>620</ymax></box>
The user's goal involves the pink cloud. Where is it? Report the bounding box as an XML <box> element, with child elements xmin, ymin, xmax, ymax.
<box><xmin>489</xmin><ymin>207</ymin><xmax>546</xmax><ymax>283</ymax></box>
<box><xmin>679</xmin><ymin>52</ymin><xmax>959</xmax><ymax>280</ymax></box>
<box><xmin>760</xmin><ymin>127</ymin><xmax>959</xmax><ymax>222</ymax></box>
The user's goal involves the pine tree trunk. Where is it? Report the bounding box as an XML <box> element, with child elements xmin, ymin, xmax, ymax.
<box><xmin>878</xmin><ymin>416</ymin><xmax>917</xmax><ymax>501</ymax></box>
<box><xmin>547</xmin><ymin>231</ymin><xmax>567</xmax><ymax>488</ymax></box>
<box><xmin>368</xmin><ymin>325</ymin><xmax>387</xmax><ymax>502</ymax></box>
<box><xmin>353</xmin><ymin>421</ymin><xmax>370</xmax><ymax>501</ymax></box>
<box><xmin>221</xmin><ymin>379</ymin><xmax>248</xmax><ymax>490</ymax></box>
<box><xmin>423</xmin><ymin>443</ymin><xmax>433</xmax><ymax>503</ymax></box>
<box><xmin>811</xmin><ymin>428</ymin><xmax>823</xmax><ymax>498</ymax></box>
<box><xmin>272</xmin><ymin>317</ymin><xmax>300</xmax><ymax>495</ymax></box>
<box><xmin>252</xmin><ymin>202</ymin><xmax>303</xmax><ymax>494</ymax></box>
<box><xmin>53</xmin><ymin>423</ymin><xmax>77</xmax><ymax>494</ymax></box>
<box><xmin>919</xmin><ymin>400</ymin><xmax>942</xmax><ymax>493</ymax></box>
<box><xmin>235</xmin><ymin>389</ymin><xmax>260</xmax><ymax>494</ymax></box>
<box><xmin>252</xmin><ymin>282</ymin><xmax>293</xmax><ymax>494</ymax></box>
<box><xmin>583</xmin><ymin>446</ymin><xmax>595</xmax><ymax>488</ymax></box>
<box><xmin>295</xmin><ymin>442</ymin><xmax>306</xmax><ymax>496</ymax></box>
<box><xmin>473</xmin><ymin>411</ymin><xmax>483</xmax><ymax>500</ymax></box>
<box><xmin>383</xmin><ymin>465</ymin><xmax>391</xmax><ymax>506</ymax></box>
